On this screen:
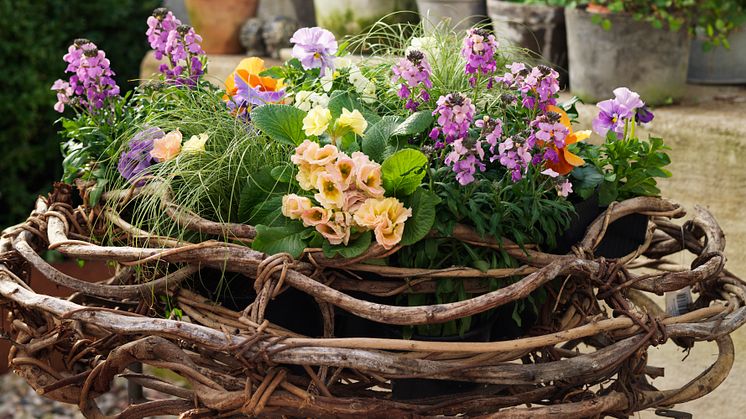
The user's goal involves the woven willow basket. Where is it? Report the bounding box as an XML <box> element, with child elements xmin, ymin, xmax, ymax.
<box><xmin>0</xmin><ymin>183</ymin><xmax>743</xmax><ymax>418</ymax></box>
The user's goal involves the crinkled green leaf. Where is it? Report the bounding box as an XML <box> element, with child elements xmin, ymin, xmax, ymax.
<box><xmin>381</xmin><ymin>149</ymin><xmax>428</xmax><ymax>197</ymax></box>
<box><xmin>400</xmin><ymin>188</ymin><xmax>441</xmax><ymax>246</ymax></box>
<box><xmin>322</xmin><ymin>230</ymin><xmax>372</xmax><ymax>259</ymax></box>
<box><xmin>252</xmin><ymin>222</ymin><xmax>308</xmax><ymax>258</ymax></box>
<box><xmin>250</xmin><ymin>104</ymin><xmax>306</xmax><ymax>146</ymax></box>
<box><xmin>362</xmin><ymin>116</ymin><xmax>404</xmax><ymax>163</ymax></box>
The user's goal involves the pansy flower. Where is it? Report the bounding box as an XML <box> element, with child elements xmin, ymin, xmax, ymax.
<box><xmin>544</xmin><ymin>106</ymin><xmax>589</xmax><ymax>175</ymax></box>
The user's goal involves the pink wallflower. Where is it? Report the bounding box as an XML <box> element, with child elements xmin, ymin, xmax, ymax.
<box><xmin>391</xmin><ymin>50</ymin><xmax>433</xmax><ymax>111</ymax></box>
<box><xmin>461</xmin><ymin>28</ymin><xmax>499</xmax><ymax>87</ymax></box>
<box><xmin>429</xmin><ymin>93</ymin><xmax>476</xmax><ymax>147</ymax></box>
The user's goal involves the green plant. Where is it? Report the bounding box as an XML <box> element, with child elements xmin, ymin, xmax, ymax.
<box><xmin>0</xmin><ymin>0</ymin><xmax>159</xmax><ymax>227</ymax></box>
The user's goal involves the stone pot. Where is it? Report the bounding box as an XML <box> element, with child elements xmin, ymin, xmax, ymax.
<box><xmin>487</xmin><ymin>0</ymin><xmax>567</xmax><ymax>85</ymax></box>
<box><xmin>565</xmin><ymin>7</ymin><xmax>691</xmax><ymax>105</ymax></box>
<box><xmin>416</xmin><ymin>0</ymin><xmax>489</xmax><ymax>33</ymax></box>
<box><xmin>688</xmin><ymin>27</ymin><xmax>746</xmax><ymax>84</ymax></box>
<box><xmin>185</xmin><ymin>0</ymin><xmax>259</xmax><ymax>54</ymax></box>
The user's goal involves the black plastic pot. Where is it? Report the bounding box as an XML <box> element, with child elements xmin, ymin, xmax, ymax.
<box><xmin>554</xmin><ymin>193</ymin><xmax>648</xmax><ymax>258</ymax></box>
<box><xmin>390</xmin><ymin>318</ymin><xmax>494</xmax><ymax>400</ymax></box>
<box><xmin>192</xmin><ymin>269</ymin><xmax>324</xmax><ymax>337</ymax></box>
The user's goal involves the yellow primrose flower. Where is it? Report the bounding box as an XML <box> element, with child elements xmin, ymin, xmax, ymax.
<box><xmin>315</xmin><ymin>171</ymin><xmax>345</xmax><ymax>209</ymax></box>
<box><xmin>296</xmin><ymin>164</ymin><xmax>325</xmax><ymax>191</ymax></box>
<box><xmin>337</xmin><ymin>108</ymin><xmax>368</xmax><ymax>136</ymax></box>
<box><xmin>182</xmin><ymin>133</ymin><xmax>208</xmax><ymax>153</ymax></box>
<box><xmin>150</xmin><ymin>129</ymin><xmax>182</xmax><ymax>162</ymax></box>
<box><xmin>281</xmin><ymin>194</ymin><xmax>312</xmax><ymax>220</ymax></box>
<box><xmin>302</xmin><ymin>106</ymin><xmax>332</xmax><ymax>137</ymax></box>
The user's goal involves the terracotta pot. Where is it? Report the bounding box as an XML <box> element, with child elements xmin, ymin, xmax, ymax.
<box><xmin>185</xmin><ymin>0</ymin><xmax>259</xmax><ymax>54</ymax></box>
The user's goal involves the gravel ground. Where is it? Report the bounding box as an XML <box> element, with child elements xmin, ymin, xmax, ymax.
<box><xmin>0</xmin><ymin>372</ymin><xmax>130</xmax><ymax>419</ymax></box>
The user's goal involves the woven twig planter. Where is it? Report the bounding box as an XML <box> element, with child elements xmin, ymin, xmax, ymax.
<box><xmin>0</xmin><ymin>183</ymin><xmax>744</xmax><ymax>418</ymax></box>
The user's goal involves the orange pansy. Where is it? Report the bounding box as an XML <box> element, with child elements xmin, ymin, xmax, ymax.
<box><xmin>223</xmin><ymin>57</ymin><xmax>284</xmax><ymax>100</ymax></box>
<box><xmin>545</xmin><ymin>105</ymin><xmax>589</xmax><ymax>175</ymax></box>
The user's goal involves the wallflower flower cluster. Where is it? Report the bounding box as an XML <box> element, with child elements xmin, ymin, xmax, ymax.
<box><xmin>461</xmin><ymin>28</ymin><xmax>499</xmax><ymax>87</ymax></box>
<box><xmin>429</xmin><ymin>93</ymin><xmax>476</xmax><ymax>147</ymax></box>
<box><xmin>593</xmin><ymin>87</ymin><xmax>654</xmax><ymax>138</ymax></box>
<box><xmin>282</xmin><ymin>141</ymin><xmax>411</xmax><ymax>249</ymax></box>
<box><xmin>117</xmin><ymin>127</ymin><xmax>208</xmax><ymax>183</ymax></box>
<box><xmin>146</xmin><ymin>7</ymin><xmax>205</xmax><ymax>86</ymax></box>
<box><xmin>391</xmin><ymin>50</ymin><xmax>433</xmax><ymax>111</ymax></box>
<box><xmin>51</xmin><ymin>39</ymin><xmax>120</xmax><ymax>113</ymax></box>
<box><xmin>498</xmin><ymin>63</ymin><xmax>560</xmax><ymax>111</ymax></box>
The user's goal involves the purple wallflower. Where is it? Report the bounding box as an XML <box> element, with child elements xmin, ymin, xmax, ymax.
<box><xmin>430</xmin><ymin>93</ymin><xmax>476</xmax><ymax>147</ymax></box>
<box><xmin>146</xmin><ymin>8</ymin><xmax>205</xmax><ymax>86</ymax></box>
<box><xmin>51</xmin><ymin>39</ymin><xmax>120</xmax><ymax>113</ymax></box>
<box><xmin>290</xmin><ymin>27</ymin><xmax>338</xmax><ymax>76</ymax></box>
<box><xmin>117</xmin><ymin>127</ymin><xmax>164</xmax><ymax>183</ymax></box>
<box><xmin>498</xmin><ymin>63</ymin><xmax>559</xmax><ymax>111</ymax></box>
<box><xmin>461</xmin><ymin>28</ymin><xmax>499</xmax><ymax>87</ymax></box>
<box><xmin>592</xmin><ymin>87</ymin><xmax>650</xmax><ymax>138</ymax></box>
<box><xmin>391</xmin><ymin>50</ymin><xmax>433</xmax><ymax>112</ymax></box>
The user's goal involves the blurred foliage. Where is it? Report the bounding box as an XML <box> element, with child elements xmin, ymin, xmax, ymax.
<box><xmin>0</xmin><ymin>0</ymin><xmax>159</xmax><ymax>227</ymax></box>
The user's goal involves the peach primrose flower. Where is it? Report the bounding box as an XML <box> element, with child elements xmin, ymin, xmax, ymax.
<box><xmin>281</xmin><ymin>194</ymin><xmax>313</xmax><ymax>219</ymax></box>
<box><xmin>351</xmin><ymin>151</ymin><xmax>373</xmax><ymax>166</ymax></box>
<box><xmin>545</xmin><ymin>105</ymin><xmax>589</xmax><ymax>175</ymax></box>
<box><xmin>302</xmin><ymin>106</ymin><xmax>332</xmax><ymax>136</ymax></box>
<box><xmin>355</xmin><ymin>163</ymin><xmax>385</xmax><ymax>198</ymax></box>
<box><xmin>150</xmin><ymin>129</ymin><xmax>183</xmax><ymax>162</ymax></box>
<box><xmin>223</xmin><ymin>57</ymin><xmax>284</xmax><ymax>101</ymax></box>
<box><xmin>327</xmin><ymin>152</ymin><xmax>355</xmax><ymax>190</ymax></box>
<box><xmin>315</xmin><ymin>172</ymin><xmax>346</xmax><ymax>209</ymax></box>
<box><xmin>374</xmin><ymin>217</ymin><xmax>406</xmax><ymax>250</ymax></box>
<box><xmin>337</xmin><ymin>107</ymin><xmax>368</xmax><ymax>135</ymax></box>
<box><xmin>353</xmin><ymin>197</ymin><xmax>411</xmax><ymax>248</ymax></box>
<box><xmin>306</xmin><ymin>143</ymin><xmax>338</xmax><ymax>166</ymax></box>
<box><xmin>342</xmin><ymin>189</ymin><xmax>367</xmax><ymax>213</ymax></box>
<box><xmin>301</xmin><ymin>206</ymin><xmax>331</xmax><ymax>226</ymax></box>
<box><xmin>315</xmin><ymin>211</ymin><xmax>352</xmax><ymax>245</ymax></box>
<box><xmin>291</xmin><ymin>140</ymin><xmax>319</xmax><ymax>166</ymax></box>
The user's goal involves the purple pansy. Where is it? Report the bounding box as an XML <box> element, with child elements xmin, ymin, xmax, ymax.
<box><xmin>592</xmin><ymin>87</ymin><xmax>652</xmax><ymax>139</ymax></box>
<box><xmin>117</xmin><ymin>127</ymin><xmax>164</xmax><ymax>183</ymax></box>
<box><xmin>289</xmin><ymin>27</ymin><xmax>338</xmax><ymax>76</ymax></box>
<box><xmin>226</xmin><ymin>73</ymin><xmax>286</xmax><ymax>119</ymax></box>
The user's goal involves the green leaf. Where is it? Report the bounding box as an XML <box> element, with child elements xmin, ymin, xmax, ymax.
<box><xmin>270</xmin><ymin>164</ymin><xmax>295</xmax><ymax>183</ymax></box>
<box><xmin>322</xmin><ymin>230</ymin><xmax>372</xmax><ymax>259</ymax></box>
<box><xmin>598</xmin><ymin>181</ymin><xmax>618</xmax><ymax>206</ymax></box>
<box><xmin>400</xmin><ymin>188</ymin><xmax>441</xmax><ymax>246</ymax></box>
<box><xmin>362</xmin><ymin>116</ymin><xmax>404</xmax><ymax>163</ymax></box>
<box><xmin>238</xmin><ymin>167</ymin><xmax>292</xmax><ymax>225</ymax></box>
<box><xmin>252</xmin><ymin>222</ymin><xmax>308</xmax><ymax>258</ymax></box>
<box><xmin>381</xmin><ymin>149</ymin><xmax>428</xmax><ymax>197</ymax></box>
<box><xmin>391</xmin><ymin>110</ymin><xmax>434</xmax><ymax>137</ymax></box>
<box><xmin>571</xmin><ymin>165</ymin><xmax>604</xmax><ymax>190</ymax></box>
<box><xmin>88</xmin><ymin>179</ymin><xmax>107</xmax><ymax>207</ymax></box>
<box><xmin>250</xmin><ymin>104</ymin><xmax>306</xmax><ymax>146</ymax></box>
